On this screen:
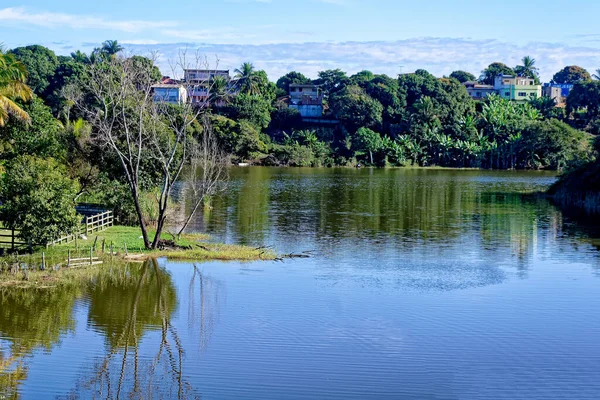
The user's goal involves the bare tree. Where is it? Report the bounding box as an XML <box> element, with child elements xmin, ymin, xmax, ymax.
<box><xmin>177</xmin><ymin>115</ymin><xmax>229</xmax><ymax>236</ymax></box>
<box><xmin>66</xmin><ymin>51</ymin><xmax>223</xmax><ymax>249</ymax></box>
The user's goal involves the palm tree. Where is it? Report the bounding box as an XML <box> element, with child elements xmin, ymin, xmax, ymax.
<box><xmin>70</xmin><ymin>50</ymin><xmax>90</xmax><ymax>64</ymax></box>
<box><xmin>0</xmin><ymin>48</ymin><xmax>33</xmax><ymax>127</ymax></box>
<box><xmin>234</xmin><ymin>62</ymin><xmax>259</xmax><ymax>95</ymax></box>
<box><xmin>593</xmin><ymin>69</ymin><xmax>600</xmax><ymax>80</ymax></box>
<box><xmin>101</xmin><ymin>40</ymin><xmax>123</xmax><ymax>57</ymax></box>
<box><xmin>208</xmin><ymin>76</ymin><xmax>233</xmax><ymax>106</ymax></box>
<box><xmin>515</xmin><ymin>56</ymin><xmax>539</xmax><ymax>81</ymax></box>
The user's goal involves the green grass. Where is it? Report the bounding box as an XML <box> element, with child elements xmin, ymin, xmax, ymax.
<box><xmin>0</xmin><ymin>225</ymin><xmax>276</xmax><ymax>288</ymax></box>
<box><xmin>45</xmin><ymin>225</ymin><xmax>274</xmax><ymax>260</ymax></box>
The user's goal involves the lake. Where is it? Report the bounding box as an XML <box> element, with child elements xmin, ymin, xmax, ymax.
<box><xmin>2</xmin><ymin>167</ymin><xmax>600</xmax><ymax>399</ymax></box>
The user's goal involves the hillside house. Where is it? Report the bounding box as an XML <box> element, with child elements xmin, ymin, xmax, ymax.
<box><xmin>494</xmin><ymin>75</ymin><xmax>542</xmax><ymax>103</ymax></box>
<box><xmin>151</xmin><ymin>84</ymin><xmax>188</xmax><ymax>104</ymax></box>
<box><xmin>289</xmin><ymin>84</ymin><xmax>324</xmax><ymax>118</ymax></box>
<box><xmin>464</xmin><ymin>81</ymin><xmax>496</xmax><ymax>100</ymax></box>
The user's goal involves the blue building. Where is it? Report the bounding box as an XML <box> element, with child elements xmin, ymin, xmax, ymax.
<box><xmin>543</xmin><ymin>83</ymin><xmax>574</xmax><ymax>105</ymax></box>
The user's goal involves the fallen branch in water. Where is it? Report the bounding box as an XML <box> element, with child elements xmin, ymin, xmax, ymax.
<box><xmin>273</xmin><ymin>250</ymin><xmax>316</xmax><ymax>262</ymax></box>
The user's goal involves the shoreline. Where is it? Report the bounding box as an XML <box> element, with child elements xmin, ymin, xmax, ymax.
<box><xmin>0</xmin><ymin>225</ymin><xmax>276</xmax><ymax>289</ymax></box>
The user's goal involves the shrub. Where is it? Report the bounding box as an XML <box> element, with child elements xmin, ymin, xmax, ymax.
<box><xmin>0</xmin><ymin>156</ymin><xmax>80</xmax><ymax>245</ymax></box>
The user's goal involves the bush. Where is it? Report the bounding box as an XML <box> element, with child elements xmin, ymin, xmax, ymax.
<box><xmin>520</xmin><ymin>119</ymin><xmax>592</xmax><ymax>170</ymax></box>
<box><xmin>270</xmin><ymin>107</ymin><xmax>302</xmax><ymax>131</ymax></box>
<box><xmin>0</xmin><ymin>156</ymin><xmax>80</xmax><ymax>245</ymax></box>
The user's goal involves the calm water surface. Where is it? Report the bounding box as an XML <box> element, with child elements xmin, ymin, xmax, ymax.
<box><xmin>2</xmin><ymin>168</ymin><xmax>600</xmax><ymax>399</ymax></box>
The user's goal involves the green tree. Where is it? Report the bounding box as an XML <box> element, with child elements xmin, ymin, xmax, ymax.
<box><xmin>530</xmin><ymin>95</ymin><xmax>564</xmax><ymax>119</ymax></box>
<box><xmin>355</xmin><ymin>127</ymin><xmax>383</xmax><ymax>164</ymax></box>
<box><xmin>100</xmin><ymin>40</ymin><xmax>123</xmax><ymax>58</ymax></box>
<box><xmin>314</xmin><ymin>69</ymin><xmax>349</xmax><ymax>95</ymax></box>
<box><xmin>209</xmin><ymin>75</ymin><xmax>234</xmax><ymax>106</ymax></box>
<box><xmin>330</xmin><ymin>85</ymin><xmax>383</xmax><ymax>131</ymax></box>
<box><xmin>0</xmin><ymin>156</ymin><xmax>80</xmax><ymax>245</ymax></box>
<box><xmin>129</xmin><ymin>55</ymin><xmax>162</xmax><ymax>83</ymax></box>
<box><xmin>234</xmin><ymin>62</ymin><xmax>261</xmax><ymax>95</ymax></box>
<box><xmin>566</xmin><ymin>80</ymin><xmax>600</xmax><ymax>125</ymax></box>
<box><xmin>270</xmin><ymin>107</ymin><xmax>302</xmax><ymax>131</ymax></box>
<box><xmin>226</xmin><ymin>93</ymin><xmax>273</xmax><ymax>128</ymax></box>
<box><xmin>520</xmin><ymin>119</ymin><xmax>592</xmax><ymax>170</ymax></box>
<box><xmin>276</xmin><ymin>71</ymin><xmax>311</xmax><ymax>93</ymax></box>
<box><xmin>362</xmin><ymin>74</ymin><xmax>406</xmax><ymax>126</ymax></box>
<box><xmin>449</xmin><ymin>70</ymin><xmax>476</xmax><ymax>83</ymax></box>
<box><xmin>45</xmin><ymin>55</ymin><xmax>87</xmax><ymax>116</ymax></box>
<box><xmin>0</xmin><ymin>96</ymin><xmax>66</xmax><ymax>160</ymax></box>
<box><xmin>8</xmin><ymin>45</ymin><xmax>58</xmax><ymax>97</ymax></box>
<box><xmin>479</xmin><ymin>62</ymin><xmax>515</xmax><ymax>85</ymax></box>
<box><xmin>350</xmin><ymin>70</ymin><xmax>375</xmax><ymax>85</ymax></box>
<box><xmin>210</xmin><ymin>114</ymin><xmax>267</xmax><ymax>160</ymax></box>
<box><xmin>0</xmin><ymin>49</ymin><xmax>33</xmax><ymax>127</ymax></box>
<box><xmin>398</xmin><ymin>70</ymin><xmax>474</xmax><ymax>140</ymax></box>
<box><xmin>552</xmin><ymin>66</ymin><xmax>591</xmax><ymax>84</ymax></box>
<box><xmin>70</xmin><ymin>50</ymin><xmax>90</xmax><ymax>64</ymax></box>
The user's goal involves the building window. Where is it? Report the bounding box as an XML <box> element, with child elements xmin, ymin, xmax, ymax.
<box><xmin>503</xmin><ymin>80</ymin><xmax>510</xmax><ymax>84</ymax></box>
<box><xmin>504</xmin><ymin>92</ymin><xmax>510</xmax><ymax>97</ymax></box>
<box><xmin>530</xmin><ymin>93</ymin><xmax>536</xmax><ymax>97</ymax></box>
<box><xmin>518</xmin><ymin>92</ymin><xmax>527</xmax><ymax>97</ymax></box>
<box><xmin>299</xmin><ymin>88</ymin><xmax>303</xmax><ymax>92</ymax></box>
<box><xmin>476</xmin><ymin>92</ymin><xmax>481</xmax><ymax>97</ymax></box>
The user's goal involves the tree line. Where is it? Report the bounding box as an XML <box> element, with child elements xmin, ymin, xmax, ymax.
<box><xmin>1</xmin><ymin>41</ymin><xmax>599</xmax><ymax>246</ymax></box>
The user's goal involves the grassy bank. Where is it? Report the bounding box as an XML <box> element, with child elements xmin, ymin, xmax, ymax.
<box><xmin>547</xmin><ymin>160</ymin><xmax>600</xmax><ymax>215</ymax></box>
<box><xmin>0</xmin><ymin>225</ymin><xmax>276</xmax><ymax>288</ymax></box>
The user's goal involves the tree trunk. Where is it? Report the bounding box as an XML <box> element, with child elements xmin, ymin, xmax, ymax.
<box><xmin>369</xmin><ymin>151</ymin><xmax>373</xmax><ymax>165</ymax></box>
<box><xmin>132</xmin><ymin>188</ymin><xmax>151</xmax><ymax>249</ymax></box>
<box><xmin>151</xmin><ymin>210</ymin><xmax>167</xmax><ymax>249</ymax></box>
<box><xmin>178</xmin><ymin>195</ymin><xmax>204</xmax><ymax>237</ymax></box>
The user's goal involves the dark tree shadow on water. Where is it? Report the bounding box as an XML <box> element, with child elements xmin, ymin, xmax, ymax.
<box><xmin>61</xmin><ymin>258</ymin><xmax>198</xmax><ymax>400</ymax></box>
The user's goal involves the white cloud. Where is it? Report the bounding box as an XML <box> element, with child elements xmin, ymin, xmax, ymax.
<box><xmin>121</xmin><ymin>38</ymin><xmax>600</xmax><ymax>82</ymax></box>
<box><xmin>0</xmin><ymin>7</ymin><xmax>176</xmax><ymax>32</ymax></box>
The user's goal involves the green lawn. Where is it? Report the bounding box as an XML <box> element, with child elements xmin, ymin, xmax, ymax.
<box><xmin>0</xmin><ymin>225</ymin><xmax>276</xmax><ymax>288</ymax></box>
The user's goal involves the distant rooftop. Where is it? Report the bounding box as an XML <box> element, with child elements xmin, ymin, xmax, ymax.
<box><xmin>152</xmin><ymin>83</ymin><xmax>184</xmax><ymax>88</ymax></box>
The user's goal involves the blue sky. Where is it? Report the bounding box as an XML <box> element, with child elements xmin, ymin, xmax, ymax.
<box><xmin>2</xmin><ymin>0</ymin><xmax>600</xmax><ymax>81</ymax></box>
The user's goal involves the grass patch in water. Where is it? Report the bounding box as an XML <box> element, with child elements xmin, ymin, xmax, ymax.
<box><xmin>0</xmin><ymin>225</ymin><xmax>276</xmax><ymax>288</ymax></box>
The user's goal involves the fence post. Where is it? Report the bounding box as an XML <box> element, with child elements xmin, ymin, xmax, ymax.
<box><xmin>124</xmin><ymin>242</ymin><xmax>128</xmax><ymax>256</ymax></box>
<box><xmin>90</xmin><ymin>246</ymin><xmax>93</xmax><ymax>265</ymax></box>
<box><xmin>42</xmin><ymin>252</ymin><xmax>45</xmax><ymax>270</ymax></box>
<box><xmin>85</xmin><ymin>216</ymin><xmax>89</xmax><ymax>235</ymax></box>
<box><xmin>11</xmin><ymin>229</ymin><xmax>15</xmax><ymax>251</ymax></box>
<box><xmin>68</xmin><ymin>249</ymin><xmax>71</xmax><ymax>267</ymax></box>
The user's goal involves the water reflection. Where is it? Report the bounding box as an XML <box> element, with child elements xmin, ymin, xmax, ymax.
<box><xmin>198</xmin><ymin>169</ymin><xmax>560</xmax><ymax>250</ymax></box>
<box><xmin>64</xmin><ymin>259</ymin><xmax>192</xmax><ymax>399</ymax></box>
<box><xmin>0</xmin><ymin>286</ymin><xmax>81</xmax><ymax>398</ymax></box>
<box><xmin>0</xmin><ymin>259</ymin><xmax>224</xmax><ymax>399</ymax></box>
<box><xmin>188</xmin><ymin>265</ymin><xmax>223</xmax><ymax>351</ymax></box>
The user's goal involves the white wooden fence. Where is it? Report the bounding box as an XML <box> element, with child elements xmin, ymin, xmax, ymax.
<box><xmin>50</xmin><ymin>211</ymin><xmax>114</xmax><ymax>246</ymax></box>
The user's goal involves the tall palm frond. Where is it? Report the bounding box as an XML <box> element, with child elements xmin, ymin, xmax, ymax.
<box><xmin>593</xmin><ymin>69</ymin><xmax>600</xmax><ymax>80</ymax></box>
<box><xmin>515</xmin><ymin>56</ymin><xmax>539</xmax><ymax>79</ymax></box>
<box><xmin>233</xmin><ymin>62</ymin><xmax>259</xmax><ymax>95</ymax></box>
<box><xmin>101</xmin><ymin>40</ymin><xmax>124</xmax><ymax>56</ymax></box>
<box><xmin>0</xmin><ymin>51</ymin><xmax>32</xmax><ymax>126</ymax></box>
<box><xmin>208</xmin><ymin>76</ymin><xmax>233</xmax><ymax>106</ymax></box>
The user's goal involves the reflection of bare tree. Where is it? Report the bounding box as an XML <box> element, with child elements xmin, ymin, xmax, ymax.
<box><xmin>188</xmin><ymin>264</ymin><xmax>223</xmax><ymax>351</ymax></box>
<box><xmin>66</xmin><ymin>259</ymin><xmax>198</xmax><ymax>400</ymax></box>
<box><xmin>0</xmin><ymin>346</ymin><xmax>27</xmax><ymax>399</ymax></box>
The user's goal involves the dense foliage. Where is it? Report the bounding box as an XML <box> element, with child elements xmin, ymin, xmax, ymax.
<box><xmin>0</xmin><ymin>41</ymin><xmax>598</xmax><ymax>242</ymax></box>
<box><xmin>0</xmin><ymin>156</ymin><xmax>80</xmax><ymax>244</ymax></box>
